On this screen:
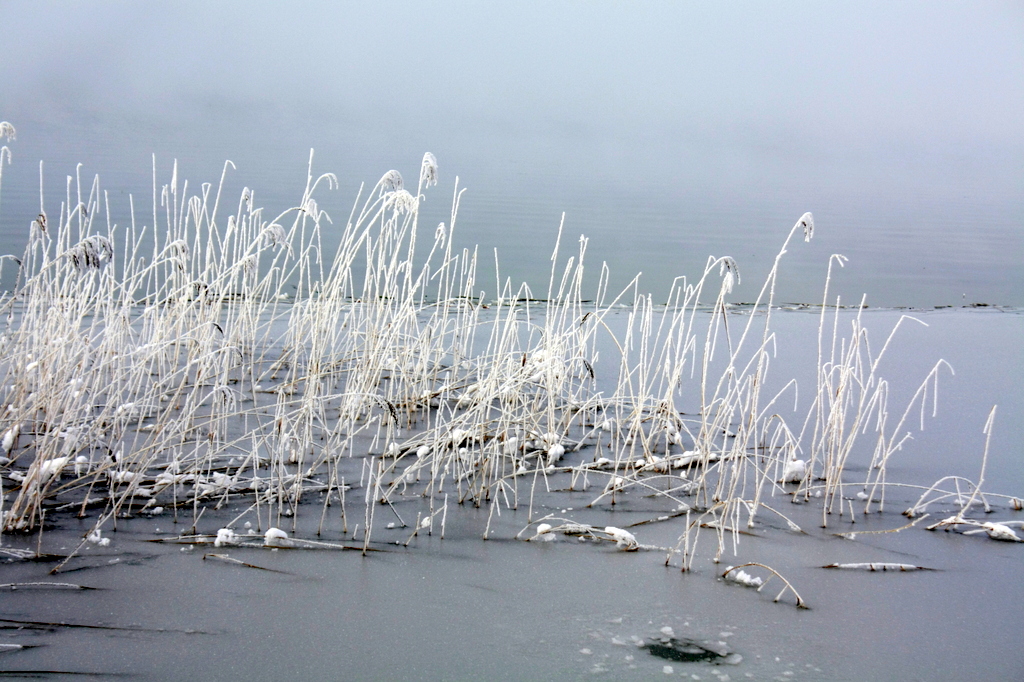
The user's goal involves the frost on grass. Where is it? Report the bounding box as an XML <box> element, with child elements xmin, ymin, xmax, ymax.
<box><xmin>0</xmin><ymin>151</ymin><xmax>1017</xmax><ymax>611</ymax></box>
<box><xmin>604</xmin><ymin>526</ymin><xmax>639</xmax><ymax>551</ymax></box>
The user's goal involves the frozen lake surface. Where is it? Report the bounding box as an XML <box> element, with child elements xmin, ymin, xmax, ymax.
<box><xmin>1</xmin><ymin>308</ymin><xmax>1021</xmax><ymax>681</ymax></box>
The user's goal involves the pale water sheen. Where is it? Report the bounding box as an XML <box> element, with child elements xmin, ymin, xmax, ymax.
<box><xmin>1</xmin><ymin>3</ymin><xmax>1021</xmax><ymax>307</ymax></box>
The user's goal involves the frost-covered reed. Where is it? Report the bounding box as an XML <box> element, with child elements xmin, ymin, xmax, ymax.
<box><xmin>0</xmin><ymin>149</ymin><xmax>1018</xmax><ymax>596</ymax></box>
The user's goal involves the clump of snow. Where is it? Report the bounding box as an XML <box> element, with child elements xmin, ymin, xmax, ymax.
<box><xmin>214</xmin><ymin>528</ymin><xmax>237</xmax><ymax>547</ymax></box>
<box><xmin>779</xmin><ymin>458</ymin><xmax>806</xmax><ymax>483</ymax></box>
<box><xmin>264</xmin><ymin>527</ymin><xmax>290</xmax><ymax>547</ymax></box>
<box><xmin>545</xmin><ymin>443</ymin><xmax>565</xmax><ymax>466</ymax></box>
<box><xmin>724</xmin><ymin>567</ymin><xmax>763</xmax><ymax>587</ymax></box>
<box><xmin>533</xmin><ymin>523</ymin><xmax>555</xmax><ymax>542</ymax></box>
<box><xmin>86</xmin><ymin>528</ymin><xmax>110</xmax><ymax>547</ymax></box>
<box><xmin>604</xmin><ymin>526</ymin><xmax>638</xmax><ymax>551</ymax></box>
<box><xmin>974</xmin><ymin>522</ymin><xmax>1021</xmax><ymax>542</ymax></box>
<box><xmin>38</xmin><ymin>456</ymin><xmax>70</xmax><ymax>479</ymax></box>
<box><xmin>449</xmin><ymin>428</ymin><xmax>469</xmax><ymax>447</ymax></box>
<box><xmin>108</xmin><ymin>470</ymin><xmax>141</xmax><ymax>485</ymax></box>
<box><xmin>2</xmin><ymin>425</ymin><xmax>20</xmax><ymax>454</ymax></box>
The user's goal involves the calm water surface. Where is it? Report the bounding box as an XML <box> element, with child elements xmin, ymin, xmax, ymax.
<box><xmin>1</xmin><ymin>3</ymin><xmax>1021</xmax><ymax>307</ymax></box>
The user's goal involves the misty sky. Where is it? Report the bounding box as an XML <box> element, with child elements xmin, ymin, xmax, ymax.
<box><xmin>1</xmin><ymin>1</ymin><xmax>1022</xmax><ymax>304</ymax></box>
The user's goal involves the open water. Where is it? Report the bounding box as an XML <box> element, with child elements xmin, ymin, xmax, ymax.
<box><xmin>1</xmin><ymin>3</ymin><xmax>1021</xmax><ymax>308</ymax></box>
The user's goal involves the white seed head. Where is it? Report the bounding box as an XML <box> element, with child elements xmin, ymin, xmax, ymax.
<box><xmin>67</xmin><ymin>235</ymin><xmax>114</xmax><ymax>274</ymax></box>
<box><xmin>388</xmin><ymin>189</ymin><xmax>418</xmax><ymax>215</ymax></box>
<box><xmin>379</xmin><ymin>169</ymin><xmax>403</xmax><ymax>194</ymax></box>
<box><xmin>420</xmin><ymin>152</ymin><xmax>438</xmax><ymax>188</ymax></box>
<box><xmin>795</xmin><ymin>212</ymin><xmax>814</xmax><ymax>242</ymax></box>
<box><xmin>719</xmin><ymin>257</ymin><xmax>740</xmax><ymax>293</ymax></box>
<box><xmin>261</xmin><ymin>223</ymin><xmax>288</xmax><ymax>249</ymax></box>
